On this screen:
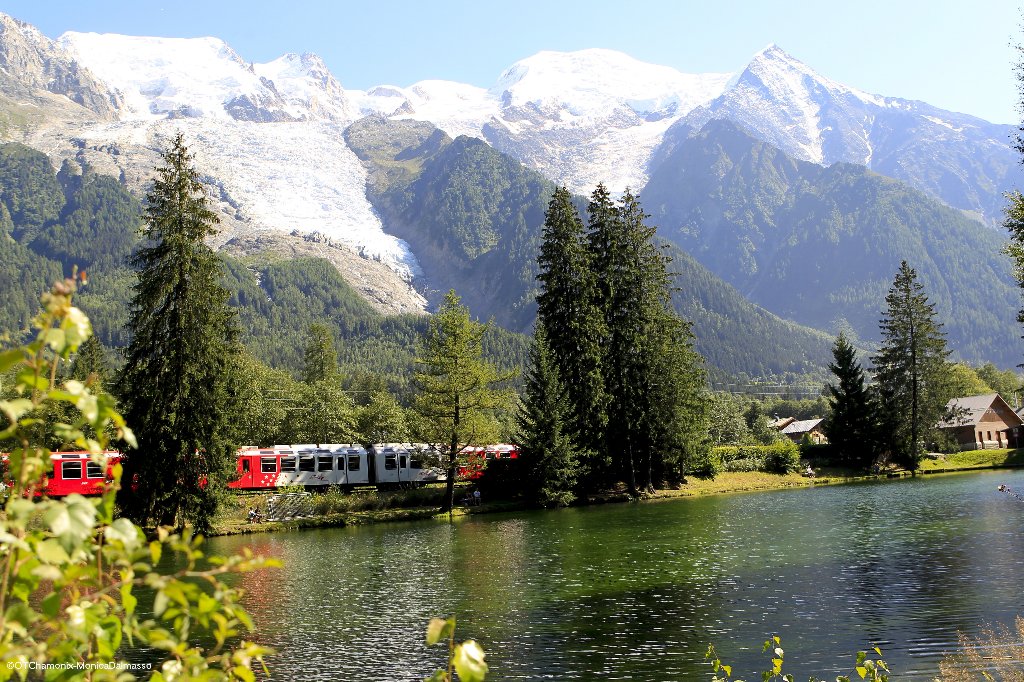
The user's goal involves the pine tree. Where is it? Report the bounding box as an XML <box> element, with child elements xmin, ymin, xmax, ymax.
<box><xmin>872</xmin><ymin>261</ymin><xmax>951</xmax><ymax>470</ymax></box>
<box><xmin>645</xmin><ymin>312</ymin><xmax>711</xmax><ymax>482</ymax></box>
<box><xmin>117</xmin><ymin>134</ymin><xmax>238</xmax><ymax>533</ymax></box>
<box><xmin>69</xmin><ymin>333</ymin><xmax>110</xmax><ymax>385</ymax></box>
<box><xmin>516</xmin><ymin>324</ymin><xmax>581</xmax><ymax>506</ymax></box>
<box><xmin>413</xmin><ymin>290</ymin><xmax>513</xmax><ymax>512</ymax></box>
<box><xmin>535</xmin><ymin>187</ymin><xmax>607</xmax><ymax>478</ymax></box>
<box><xmin>825</xmin><ymin>332</ymin><xmax>877</xmax><ymax>467</ymax></box>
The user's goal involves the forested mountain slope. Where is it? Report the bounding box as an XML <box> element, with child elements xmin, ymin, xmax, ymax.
<box><xmin>642</xmin><ymin>119</ymin><xmax>1023</xmax><ymax>367</ymax></box>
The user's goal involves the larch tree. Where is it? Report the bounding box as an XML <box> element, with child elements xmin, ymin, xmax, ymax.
<box><xmin>117</xmin><ymin>133</ymin><xmax>238</xmax><ymax>534</ymax></box>
<box><xmin>825</xmin><ymin>332</ymin><xmax>877</xmax><ymax>468</ymax></box>
<box><xmin>872</xmin><ymin>261</ymin><xmax>951</xmax><ymax>470</ymax></box>
<box><xmin>535</xmin><ymin>186</ymin><xmax>607</xmax><ymax>480</ymax></box>
<box><xmin>301</xmin><ymin>322</ymin><xmax>339</xmax><ymax>384</ymax></box>
<box><xmin>413</xmin><ymin>290</ymin><xmax>513</xmax><ymax>512</ymax></box>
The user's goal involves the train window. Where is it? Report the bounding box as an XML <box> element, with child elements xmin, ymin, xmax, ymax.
<box><xmin>86</xmin><ymin>461</ymin><xmax>104</xmax><ymax>479</ymax></box>
<box><xmin>280</xmin><ymin>458</ymin><xmax>296</xmax><ymax>472</ymax></box>
<box><xmin>318</xmin><ymin>456</ymin><xmax>333</xmax><ymax>472</ymax></box>
<box><xmin>348</xmin><ymin>455</ymin><xmax>361</xmax><ymax>471</ymax></box>
<box><xmin>62</xmin><ymin>461</ymin><xmax>82</xmax><ymax>479</ymax></box>
<box><xmin>384</xmin><ymin>454</ymin><xmax>397</xmax><ymax>470</ymax></box>
<box><xmin>260</xmin><ymin>457</ymin><xmax>277</xmax><ymax>473</ymax></box>
<box><xmin>399</xmin><ymin>455</ymin><xmax>408</xmax><ymax>469</ymax></box>
<box><xmin>410</xmin><ymin>458</ymin><xmax>423</xmax><ymax>469</ymax></box>
<box><xmin>299</xmin><ymin>456</ymin><xmax>315</xmax><ymax>472</ymax></box>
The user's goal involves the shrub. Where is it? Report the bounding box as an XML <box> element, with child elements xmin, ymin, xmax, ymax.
<box><xmin>711</xmin><ymin>443</ymin><xmax>800</xmax><ymax>474</ymax></box>
<box><xmin>0</xmin><ymin>275</ymin><xmax>278</xmax><ymax>678</ymax></box>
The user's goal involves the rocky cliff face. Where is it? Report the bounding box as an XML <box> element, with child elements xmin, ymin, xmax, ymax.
<box><xmin>0</xmin><ymin>13</ymin><xmax>119</xmax><ymax>119</ymax></box>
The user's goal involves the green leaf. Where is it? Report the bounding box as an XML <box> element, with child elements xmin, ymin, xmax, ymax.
<box><xmin>856</xmin><ymin>651</ymin><xmax>867</xmax><ymax>665</ymax></box>
<box><xmin>104</xmin><ymin>517</ymin><xmax>142</xmax><ymax>549</ymax></box>
<box><xmin>426</xmin><ymin>617</ymin><xmax>455</xmax><ymax>646</ymax></box>
<box><xmin>722</xmin><ymin>664</ymin><xmax>732</xmax><ymax>677</ymax></box>
<box><xmin>453</xmin><ymin>640</ymin><xmax>488</xmax><ymax>682</ymax></box>
<box><xmin>0</xmin><ymin>399</ymin><xmax>33</xmax><ymax>424</ymax></box>
<box><xmin>44</xmin><ymin>495</ymin><xmax>98</xmax><ymax>552</ymax></box>
<box><xmin>0</xmin><ymin>348</ymin><xmax>22</xmax><ymax>373</ymax></box>
<box><xmin>423</xmin><ymin>671</ymin><xmax>448</xmax><ymax>682</ymax></box>
<box><xmin>35</xmin><ymin>538</ymin><xmax>71</xmax><ymax>564</ymax></box>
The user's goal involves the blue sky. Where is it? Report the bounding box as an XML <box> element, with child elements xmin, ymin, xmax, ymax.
<box><xmin>3</xmin><ymin>0</ymin><xmax>1021</xmax><ymax>122</ymax></box>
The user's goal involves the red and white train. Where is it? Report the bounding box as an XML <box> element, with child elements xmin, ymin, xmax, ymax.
<box><xmin>7</xmin><ymin>443</ymin><xmax>519</xmax><ymax>497</ymax></box>
<box><xmin>230</xmin><ymin>443</ymin><xmax>445</xmax><ymax>491</ymax></box>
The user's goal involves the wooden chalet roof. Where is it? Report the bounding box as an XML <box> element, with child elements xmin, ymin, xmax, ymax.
<box><xmin>937</xmin><ymin>393</ymin><xmax>1023</xmax><ymax>428</ymax></box>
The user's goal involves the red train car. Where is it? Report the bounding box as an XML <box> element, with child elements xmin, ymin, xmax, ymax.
<box><xmin>0</xmin><ymin>451</ymin><xmax>122</xmax><ymax>497</ymax></box>
<box><xmin>458</xmin><ymin>444</ymin><xmax>519</xmax><ymax>480</ymax></box>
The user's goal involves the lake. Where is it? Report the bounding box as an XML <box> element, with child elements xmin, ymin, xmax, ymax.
<box><xmin>209</xmin><ymin>469</ymin><xmax>1024</xmax><ymax>680</ymax></box>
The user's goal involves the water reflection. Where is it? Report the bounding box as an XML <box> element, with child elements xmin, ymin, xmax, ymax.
<box><xmin>208</xmin><ymin>470</ymin><xmax>1024</xmax><ymax>680</ymax></box>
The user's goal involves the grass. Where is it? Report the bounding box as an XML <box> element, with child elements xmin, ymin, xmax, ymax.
<box><xmin>919</xmin><ymin>448</ymin><xmax>1024</xmax><ymax>471</ymax></box>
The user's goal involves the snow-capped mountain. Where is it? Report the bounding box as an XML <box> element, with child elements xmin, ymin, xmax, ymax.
<box><xmin>672</xmin><ymin>44</ymin><xmax>1019</xmax><ymax>224</ymax></box>
<box><xmin>352</xmin><ymin>48</ymin><xmax>733</xmax><ymax>192</ymax></box>
<box><xmin>53</xmin><ymin>30</ymin><xmax>423</xmax><ymax>307</ymax></box>
<box><xmin>2</xmin><ymin>11</ymin><xmax>1019</xmax><ymax>322</ymax></box>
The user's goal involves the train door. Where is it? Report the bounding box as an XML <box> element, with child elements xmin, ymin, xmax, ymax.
<box><xmin>372</xmin><ymin>445</ymin><xmax>400</xmax><ymax>486</ymax></box>
<box><xmin>294</xmin><ymin>449</ymin><xmax>317</xmax><ymax>487</ymax></box>
<box><xmin>345</xmin><ymin>447</ymin><xmax>369</xmax><ymax>486</ymax></box>
<box><xmin>313</xmin><ymin>449</ymin><xmax>335</xmax><ymax>488</ymax></box>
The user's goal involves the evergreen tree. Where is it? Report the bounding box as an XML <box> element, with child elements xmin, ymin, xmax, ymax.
<box><xmin>872</xmin><ymin>261</ymin><xmax>951</xmax><ymax>470</ymax></box>
<box><xmin>535</xmin><ymin>187</ymin><xmax>607</xmax><ymax>477</ymax></box>
<box><xmin>516</xmin><ymin>324</ymin><xmax>581</xmax><ymax>506</ymax></box>
<box><xmin>825</xmin><ymin>332</ymin><xmax>877</xmax><ymax>467</ymax></box>
<box><xmin>69</xmin><ymin>333</ymin><xmax>110</xmax><ymax>385</ymax></box>
<box><xmin>645</xmin><ymin>312</ymin><xmax>711</xmax><ymax>482</ymax></box>
<box><xmin>117</xmin><ymin>134</ymin><xmax>238</xmax><ymax>533</ymax></box>
<box><xmin>301</xmin><ymin>322</ymin><xmax>339</xmax><ymax>384</ymax></box>
<box><xmin>413</xmin><ymin>290</ymin><xmax>513</xmax><ymax>511</ymax></box>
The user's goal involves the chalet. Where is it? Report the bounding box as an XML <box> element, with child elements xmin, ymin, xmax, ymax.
<box><xmin>780</xmin><ymin>418</ymin><xmax>828</xmax><ymax>444</ymax></box>
<box><xmin>937</xmin><ymin>393</ymin><xmax>1022</xmax><ymax>450</ymax></box>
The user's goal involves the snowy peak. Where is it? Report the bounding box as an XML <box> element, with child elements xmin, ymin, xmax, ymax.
<box><xmin>491</xmin><ymin>48</ymin><xmax>732</xmax><ymax>118</ymax></box>
<box><xmin>254</xmin><ymin>52</ymin><xmax>354</xmax><ymax>122</ymax></box>
<box><xmin>59</xmin><ymin>31</ymin><xmax>300</xmax><ymax>122</ymax></box>
<box><xmin>0</xmin><ymin>13</ymin><xmax>120</xmax><ymax>118</ymax></box>
<box><xmin>60</xmin><ymin>31</ymin><xmax>357</xmax><ymax>123</ymax></box>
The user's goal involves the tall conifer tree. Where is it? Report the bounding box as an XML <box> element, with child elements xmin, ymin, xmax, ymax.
<box><xmin>536</xmin><ymin>186</ymin><xmax>607</xmax><ymax>482</ymax></box>
<box><xmin>872</xmin><ymin>261</ymin><xmax>950</xmax><ymax>469</ymax></box>
<box><xmin>117</xmin><ymin>134</ymin><xmax>238</xmax><ymax>533</ymax></box>
<box><xmin>825</xmin><ymin>332</ymin><xmax>877</xmax><ymax>467</ymax></box>
<box><xmin>517</xmin><ymin>324</ymin><xmax>581</xmax><ymax>506</ymax></box>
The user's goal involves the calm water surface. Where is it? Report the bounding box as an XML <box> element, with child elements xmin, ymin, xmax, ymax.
<box><xmin>210</xmin><ymin>470</ymin><xmax>1024</xmax><ymax>680</ymax></box>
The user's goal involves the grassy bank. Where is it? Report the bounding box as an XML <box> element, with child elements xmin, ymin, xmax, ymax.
<box><xmin>208</xmin><ymin>450</ymin><xmax>1024</xmax><ymax>536</ymax></box>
